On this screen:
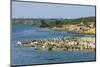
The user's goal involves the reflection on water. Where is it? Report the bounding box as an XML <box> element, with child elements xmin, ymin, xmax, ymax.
<box><xmin>11</xmin><ymin>24</ymin><xmax>96</xmax><ymax>65</ymax></box>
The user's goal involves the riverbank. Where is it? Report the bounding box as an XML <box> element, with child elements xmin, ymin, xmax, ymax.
<box><xmin>16</xmin><ymin>36</ymin><xmax>95</xmax><ymax>51</ymax></box>
<box><xmin>49</xmin><ymin>22</ymin><xmax>95</xmax><ymax>34</ymax></box>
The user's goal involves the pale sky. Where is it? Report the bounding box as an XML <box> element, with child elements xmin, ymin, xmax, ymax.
<box><xmin>12</xmin><ymin>1</ymin><xmax>95</xmax><ymax>19</ymax></box>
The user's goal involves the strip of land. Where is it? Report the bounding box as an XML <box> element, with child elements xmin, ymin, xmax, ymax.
<box><xmin>16</xmin><ymin>36</ymin><xmax>95</xmax><ymax>51</ymax></box>
<box><xmin>13</xmin><ymin>16</ymin><xmax>96</xmax><ymax>34</ymax></box>
<box><xmin>49</xmin><ymin>22</ymin><xmax>95</xmax><ymax>34</ymax></box>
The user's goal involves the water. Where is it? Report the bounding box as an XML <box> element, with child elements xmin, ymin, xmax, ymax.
<box><xmin>11</xmin><ymin>24</ymin><xmax>96</xmax><ymax>66</ymax></box>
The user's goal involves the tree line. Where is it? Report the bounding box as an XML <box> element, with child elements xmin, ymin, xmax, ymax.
<box><xmin>12</xmin><ymin>16</ymin><xmax>96</xmax><ymax>27</ymax></box>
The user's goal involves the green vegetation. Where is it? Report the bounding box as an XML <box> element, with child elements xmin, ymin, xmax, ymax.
<box><xmin>12</xmin><ymin>16</ymin><xmax>96</xmax><ymax>34</ymax></box>
<box><xmin>12</xmin><ymin>16</ymin><xmax>96</xmax><ymax>27</ymax></box>
<box><xmin>65</xmin><ymin>16</ymin><xmax>96</xmax><ymax>24</ymax></box>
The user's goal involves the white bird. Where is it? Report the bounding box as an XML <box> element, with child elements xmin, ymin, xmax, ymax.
<box><xmin>16</xmin><ymin>41</ymin><xmax>21</xmax><ymax>45</ymax></box>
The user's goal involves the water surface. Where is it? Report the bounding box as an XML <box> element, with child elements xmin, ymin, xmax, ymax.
<box><xmin>11</xmin><ymin>24</ymin><xmax>96</xmax><ymax>65</ymax></box>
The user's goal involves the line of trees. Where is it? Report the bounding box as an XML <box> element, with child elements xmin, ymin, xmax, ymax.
<box><xmin>12</xmin><ymin>16</ymin><xmax>96</xmax><ymax>27</ymax></box>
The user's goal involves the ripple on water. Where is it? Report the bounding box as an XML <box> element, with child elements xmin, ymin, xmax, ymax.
<box><xmin>12</xmin><ymin>25</ymin><xmax>96</xmax><ymax>65</ymax></box>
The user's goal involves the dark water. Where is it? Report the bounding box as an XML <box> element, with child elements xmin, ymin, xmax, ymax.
<box><xmin>11</xmin><ymin>24</ymin><xmax>96</xmax><ymax>65</ymax></box>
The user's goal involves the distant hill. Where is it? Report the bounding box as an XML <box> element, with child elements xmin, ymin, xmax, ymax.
<box><xmin>12</xmin><ymin>16</ymin><xmax>96</xmax><ymax>27</ymax></box>
<box><xmin>65</xmin><ymin>16</ymin><xmax>96</xmax><ymax>24</ymax></box>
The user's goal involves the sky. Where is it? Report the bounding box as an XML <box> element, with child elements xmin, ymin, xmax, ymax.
<box><xmin>12</xmin><ymin>1</ymin><xmax>95</xmax><ymax>19</ymax></box>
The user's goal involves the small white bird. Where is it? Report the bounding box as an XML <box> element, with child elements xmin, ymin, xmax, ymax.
<box><xmin>16</xmin><ymin>41</ymin><xmax>21</xmax><ymax>45</ymax></box>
